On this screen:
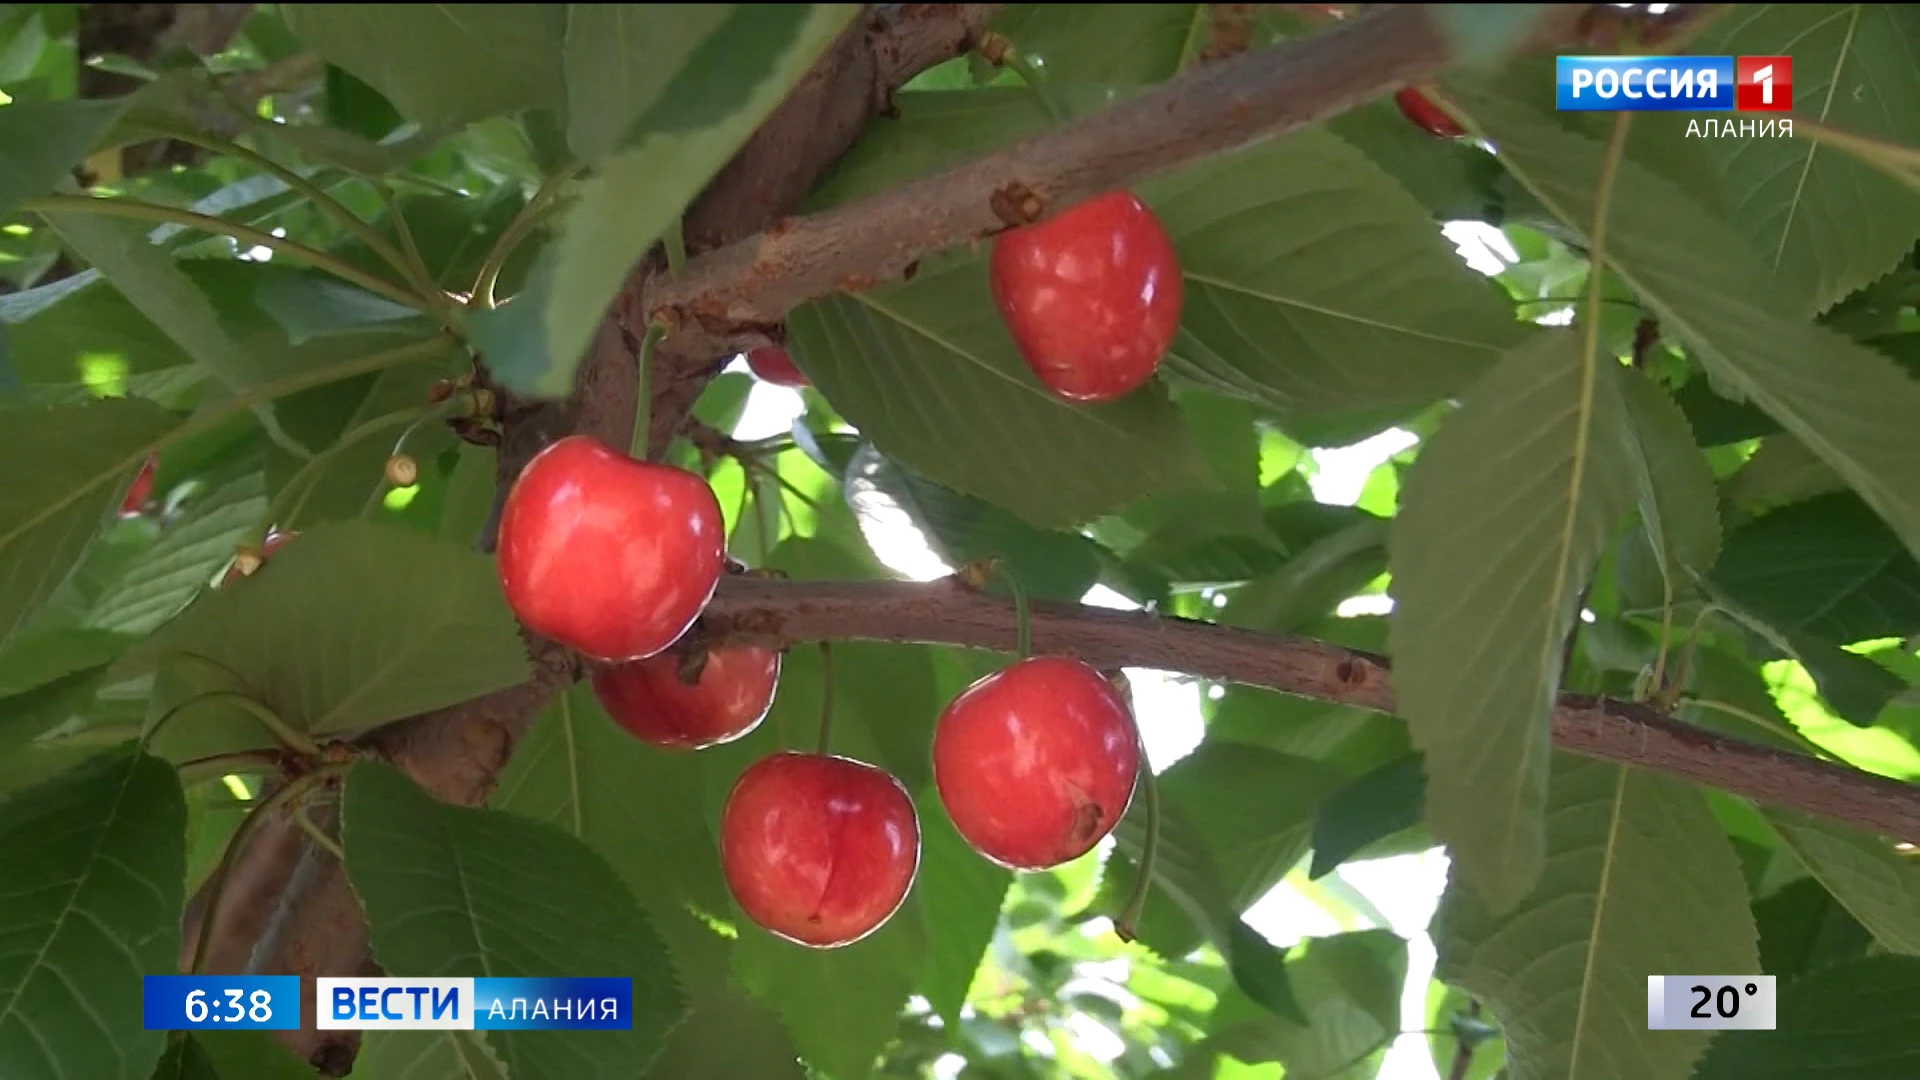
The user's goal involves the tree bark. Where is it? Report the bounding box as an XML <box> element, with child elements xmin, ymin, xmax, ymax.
<box><xmin>174</xmin><ymin>5</ymin><xmax>1789</xmax><ymax>1073</ymax></box>
<box><xmin>701</xmin><ymin>575</ymin><xmax>1920</xmax><ymax>843</ymax></box>
<box><xmin>187</xmin><ymin>7</ymin><xmax>1004</xmax><ymax>1072</ymax></box>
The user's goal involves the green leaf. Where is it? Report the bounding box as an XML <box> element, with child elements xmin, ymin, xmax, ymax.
<box><xmin>562</xmin><ymin>5</ymin><xmax>740</xmax><ymax>163</ymax></box>
<box><xmin>281</xmin><ymin>5</ymin><xmax>565</xmax><ymax>129</ymax></box>
<box><xmin>0</xmin><ymin>397</ymin><xmax>182</xmax><ymax>650</ymax></box>
<box><xmin>1752</xmin><ymin>876</ymin><xmax>1874</xmax><ymax>979</ymax></box>
<box><xmin>1692</xmin><ymin>955</ymin><xmax>1920</xmax><ymax>1080</ymax></box>
<box><xmin>1691</xmin><ymin>5</ymin><xmax>1920</xmax><ymax>314</ymax></box>
<box><xmin>1208</xmin><ymin>930</ymin><xmax>1407</xmax><ymax>1078</ymax></box>
<box><xmin>1435</xmin><ymin>755</ymin><xmax>1759</xmax><ymax>1080</ymax></box>
<box><xmin>1308</xmin><ymin>753</ymin><xmax>1425</xmax><ymax>879</ymax></box>
<box><xmin>182</xmin><ymin>780</ymin><xmax>248</xmax><ymax>897</ymax></box>
<box><xmin>1762</xmin><ymin>809</ymin><xmax>1920</xmax><ymax>956</ymax></box>
<box><xmin>35</xmin><ymin>220</ymin><xmax>314</xmax><ymax>452</ymax></box>
<box><xmin>733</xmin><ymin>911</ymin><xmax>923</xmax><ymax>1080</ymax></box>
<box><xmin>1615</xmin><ymin>365</ymin><xmax>1722</xmax><ymax>588</ymax></box>
<box><xmin>1219</xmin><ymin>513</ymin><xmax>1388</xmax><ymax>634</ymax></box>
<box><xmin>2</xmin><ymin>274</ymin><xmax>177</xmax><ymax>385</ymax></box>
<box><xmin>1451</xmin><ymin>81</ymin><xmax>1920</xmax><ymax>577</ymax></box>
<box><xmin>148</xmin><ymin>1037</ymin><xmax>219</xmax><ymax>1080</ymax></box>
<box><xmin>265</xmin><ymin>359</ymin><xmax>457</xmax><ymax>530</ymax></box>
<box><xmin>1141</xmin><ymin>131</ymin><xmax>1528</xmax><ymax>423</ymax></box>
<box><xmin>0</xmin><ymin>745</ymin><xmax>186</xmax><ymax>1080</ymax></box>
<box><xmin>355</xmin><ymin>1031</ymin><xmax>511</xmax><ymax>1080</ymax></box>
<box><xmin>0</xmin><ymin>98</ymin><xmax>130</xmax><ymax>217</ymax></box>
<box><xmin>914</xmin><ymin>788</ymin><xmax>1012</xmax><ymax>1027</ymax></box>
<box><xmin>1785</xmin><ymin>632</ymin><xmax>1907</xmax><ymax>725</ymax></box>
<box><xmin>141</xmin><ymin>522</ymin><xmax>530</xmax><ymax>757</ymax></box>
<box><xmin>1103</xmin><ymin>389</ymin><xmax>1276</xmax><ymax>582</ymax></box>
<box><xmin>343</xmin><ymin>760</ymin><xmax>684</xmax><ymax>1080</ymax></box>
<box><xmin>1100</xmin><ymin>757</ymin><xmax>1329</xmax><ymax>1024</ymax></box>
<box><xmin>85</xmin><ymin>469</ymin><xmax>265</xmax><ymax>636</ymax></box>
<box><xmin>1720</xmin><ymin>434</ymin><xmax>1846</xmax><ymax>515</ymax></box>
<box><xmin>0</xmin><ymin>626</ymin><xmax>130</xmax><ymax>698</ymax></box>
<box><xmin>786</xmin><ymin>260</ymin><xmax>1214</xmax><ymax>528</ymax></box>
<box><xmin>191</xmin><ymin>1030</ymin><xmax>325</xmax><ymax>1080</ymax></box>
<box><xmin>1325</xmin><ymin>98</ymin><xmax>1505</xmax><ymax>221</ymax></box>
<box><xmin>0</xmin><ymin>627</ymin><xmax>131</xmax><ymax>753</ymax></box>
<box><xmin>990</xmin><ymin>5</ymin><xmax>1198</xmax><ymax>83</ymax></box>
<box><xmin>843</xmin><ymin>442</ymin><xmax>1102</xmax><ymax>601</ymax></box>
<box><xmin>1388</xmin><ymin>334</ymin><xmax>1640</xmax><ymax>910</ymax></box>
<box><xmin>1177</xmin><ymin>742</ymin><xmax>1341</xmax><ymax>928</ymax></box>
<box><xmin>1709</xmin><ymin>493</ymin><xmax>1920</xmax><ymax>644</ymax></box>
<box><xmin>327</xmin><ymin>190</ymin><xmax>536</xmax><ymax>298</ymax></box>
<box><xmin>492</xmin><ymin>684</ymin><xmax>734</xmax><ymax>986</ymax></box>
<box><xmin>476</xmin><ymin>5</ymin><xmax>860</xmax><ymax>398</ymax></box>
<box><xmin>644</xmin><ymin>986</ymin><xmax>806</xmax><ymax>1080</ymax></box>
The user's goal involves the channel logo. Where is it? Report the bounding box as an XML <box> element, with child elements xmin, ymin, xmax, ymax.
<box><xmin>1556</xmin><ymin>55</ymin><xmax>1792</xmax><ymax>112</ymax></box>
<box><xmin>316</xmin><ymin>977</ymin><xmax>633</xmax><ymax>1031</ymax></box>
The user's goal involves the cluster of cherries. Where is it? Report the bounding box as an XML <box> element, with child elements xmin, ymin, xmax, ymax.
<box><xmin>489</xmin><ymin>189</ymin><xmax>1183</xmax><ymax>947</ymax></box>
<box><xmin>494</xmin><ymin>434</ymin><xmax>1143</xmax><ymax>947</ymax></box>
<box><xmin>150</xmin><ymin>85</ymin><xmax>1460</xmax><ymax>944</ymax></box>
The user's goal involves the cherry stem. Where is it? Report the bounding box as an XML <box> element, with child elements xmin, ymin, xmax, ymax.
<box><xmin>999</xmin><ymin>565</ymin><xmax>1034</xmax><ymax>659</ymax></box>
<box><xmin>176</xmin><ymin>750</ymin><xmax>284</xmax><ymax>788</ymax></box>
<box><xmin>630</xmin><ymin>320</ymin><xmax>668</xmax><ymax>461</ymax></box>
<box><xmin>664</xmin><ymin>216</ymin><xmax>688</xmax><ymax>278</ymax></box>
<box><xmin>264</xmin><ymin>401</ymin><xmax>438</xmax><ymax>541</ymax></box>
<box><xmin>294</xmin><ymin>800</ymin><xmax>347</xmax><ymax>862</ymax></box>
<box><xmin>143</xmin><ymin>687</ymin><xmax>322</xmax><ymax>760</ymax></box>
<box><xmin>991</xmin><ymin>41</ymin><xmax>1065</xmax><ymax>125</ymax></box>
<box><xmin>1114</xmin><ymin>740</ymin><xmax>1160</xmax><ymax>943</ymax></box>
<box><xmin>361</xmin><ymin>395</ymin><xmax>467</xmax><ymax>516</ymax></box>
<box><xmin>816</xmin><ymin>642</ymin><xmax>836</xmax><ymax>756</ymax></box>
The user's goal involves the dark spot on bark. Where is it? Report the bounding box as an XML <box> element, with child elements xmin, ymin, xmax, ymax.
<box><xmin>903</xmin><ymin>260</ymin><xmax>920</xmax><ymax>281</ymax></box>
<box><xmin>990</xmin><ymin>182</ymin><xmax>1046</xmax><ymax>228</ymax></box>
<box><xmin>1336</xmin><ymin>658</ymin><xmax>1361</xmax><ymax>685</ymax></box>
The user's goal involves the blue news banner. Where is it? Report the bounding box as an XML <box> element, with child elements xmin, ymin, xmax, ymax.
<box><xmin>1557</xmin><ymin>56</ymin><xmax>1733</xmax><ymax>111</ymax></box>
<box><xmin>144</xmin><ymin>976</ymin><xmax>633</xmax><ymax>1031</ymax></box>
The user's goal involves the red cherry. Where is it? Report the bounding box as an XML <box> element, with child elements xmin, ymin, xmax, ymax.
<box><xmin>591</xmin><ymin>646</ymin><xmax>781</xmax><ymax>750</ymax></box>
<box><xmin>720</xmin><ymin>752</ymin><xmax>920</xmax><ymax>948</ymax></box>
<box><xmin>496</xmin><ymin>435</ymin><xmax>724</xmax><ymax>663</ymax></box>
<box><xmin>1394</xmin><ymin>87</ymin><xmax>1466</xmax><ymax>139</ymax></box>
<box><xmin>745</xmin><ymin>347</ymin><xmax>808</xmax><ymax>389</ymax></box>
<box><xmin>932</xmin><ymin>655</ymin><xmax>1140</xmax><ymax>870</ymax></box>
<box><xmin>119</xmin><ymin>454</ymin><xmax>158</xmax><ymax>517</ymax></box>
<box><xmin>988</xmin><ymin>191</ymin><xmax>1183</xmax><ymax>403</ymax></box>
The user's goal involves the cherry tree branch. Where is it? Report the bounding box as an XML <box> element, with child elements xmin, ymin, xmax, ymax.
<box><xmin>642</xmin><ymin>3</ymin><xmax>1584</xmax><ymax>350</ymax></box>
<box><xmin>701</xmin><ymin>576</ymin><xmax>1920</xmax><ymax>843</ymax></box>
<box><xmin>211</xmin><ymin>8</ymin><xmax>1004</xmax><ymax>1074</ymax></box>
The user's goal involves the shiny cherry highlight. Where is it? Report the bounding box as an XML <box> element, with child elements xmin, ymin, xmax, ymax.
<box><xmin>720</xmin><ymin>752</ymin><xmax>920</xmax><ymax>948</ymax></box>
<box><xmin>496</xmin><ymin>435</ymin><xmax>724</xmax><ymax>663</ymax></box>
<box><xmin>933</xmin><ymin>655</ymin><xmax>1140</xmax><ymax>870</ymax></box>
<box><xmin>988</xmin><ymin>191</ymin><xmax>1183</xmax><ymax>403</ymax></box>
